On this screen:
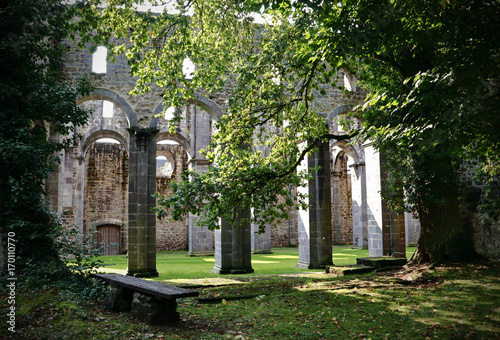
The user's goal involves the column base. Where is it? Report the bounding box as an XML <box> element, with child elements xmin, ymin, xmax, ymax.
<box><xmin>187</xmin><ymin>251</ymin><xmax>215</xmax><ymax>257</ymax></box>
<box><xmin>251</xmin><ymin>250</ymin><xmax>273</xmax><ymax>254</ymax></box>
<box><xmin>296</xmin><ymin>261</ymin><xmax>331</xmax><ymax>270</ymax></box>
<box><xmin>212</xmin><ymin>265</ymin><xmax>254</xmax><ymax>275</ymax></box>
<box><xmin>126</xmin><ymin>269</ymin><xmax>159</xmax><ymax>278</ymax></box>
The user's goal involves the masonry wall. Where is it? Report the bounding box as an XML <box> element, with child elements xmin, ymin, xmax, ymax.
<box><xmin>331</xmin><ymin>153</ymin><xmax>353</xmax><ymax>245</ymax></box>
<box><xmin>155</xmin><ymin>144</ymin><xmax>190</xmax><ymax>251</ymax></box>
<box><xmin>84</xmin><ymin>143</ymin><xmax>128</xmax><ymax>251</ymax></box>
<box><xmin>53</xmin><ymin>36</ymin><xmax>453</xmax><ymax>258</ymax></box>
<box><xmin>270</xmin><ymin>195</ymin><xmax>298</xmax><ymax>248</ymax></box>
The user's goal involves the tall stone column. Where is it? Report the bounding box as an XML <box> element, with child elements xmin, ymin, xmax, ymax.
<box><xmin>350</xmin><ymin>162</ymin><xmax>368</xmax><ymax>249</ymax></box>
<box><xmin>405</xmin><ymin>212</ymin><xmax>421</xmax><ymax>246</ymax></box>
<box><xmin>251</xmin><ymin>220</ymin><xmax>272</xmax><ymax>254</ymax></box>
<box><xmin>126</xmin><ymin>128</ymin><xmax>159</xmax><ymax>277</ymax></box>
<box><xmin>297</xmin><ymin>140</ymin><xmax>333</xmax><ymax>269</ymax></box>
<box><xmin>364</xmin><ymin>143</ymin><xmax>405</xmax><ymax>257</ymax></box>
<box><xmin>390</xmin><ymin>210</ymin><xmax>406</xmax><ymax>258</ymax></box>
<box><xmin>74</xmin><ymin>154</ymin><xmax>86</xmax><ymax>235</ymax></box>
<box><xmin>364</xmin><ymin>142</ymin><xmax>385</xmax><ymax>257</ymax></box>
<box><xmin>188</xmin><ymin>106</ymin><xmax>214</xmax><ymax>256</ymax></box>
<box><xmin>332</xmin><ymin>170</ymin><xmax>342</xmax><ymax>243</ymax></box>
<box><xmin>213</xmin><ymin>210</ymin><xmax>254</xmax><ymax>274</ymax></box>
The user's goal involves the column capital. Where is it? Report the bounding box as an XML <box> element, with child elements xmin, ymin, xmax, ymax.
<box><xmin>127</xmin><ymin>127</ymin><xmax>159</xmax><ymax>137</ymax></box>
<box><xmin>349</xmin><ymin>161</ymin><xmax>365</xmax><ymax>168</ymax></box>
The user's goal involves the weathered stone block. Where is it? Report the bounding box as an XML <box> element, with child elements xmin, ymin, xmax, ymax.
<box><xmin>107</xmin><ymin>284</ymin><xmax>133</xmax><ymax>312</ymax></box>
<box><xmin>131</xmin><ymin>292</ymin><xmax>179</xmax><ymax>324</ymax></box>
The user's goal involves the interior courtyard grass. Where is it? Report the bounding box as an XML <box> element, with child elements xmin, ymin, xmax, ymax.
<box><xmin>95</xmin><ymin>246</ymin><xmax>417</xmax><ymax>280</ymax></box>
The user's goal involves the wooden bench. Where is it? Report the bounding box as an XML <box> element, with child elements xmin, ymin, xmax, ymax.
<box><xmin>91</xmin><ymin>273</ymin><xmax>198</xmax><ymax>325</ymax></box>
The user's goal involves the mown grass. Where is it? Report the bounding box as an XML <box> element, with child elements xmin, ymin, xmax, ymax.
<box><xmin>2</xmin><ymin>247</ymin><xmax>498</xmax><ymax>340</ymax></box>
<box><xmin>96</xmin><ymin>246</ymin><xmax>417</xmax><ymax>280</ymax></box>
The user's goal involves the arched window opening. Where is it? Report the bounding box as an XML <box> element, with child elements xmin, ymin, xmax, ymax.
<box><xmin>92</xmin><ymin>46</ymin><xmax>107</xmax><ymax>74</ymax></box>
<box><xmin>156</xmin><ymin>155</ymin><xmax>173</xmax><ymax>177</ymax></box>
<box><xmin>332</xmin><ymin>150</ymin><xmax>353</xmax><ymax>245</ymax></box>
<box><xmin>157</xmin><ymin>140</ymin><xmax>179</xmax><ymax>145</ymax></box>
<box><xmin>95</xmin><ymin>137</ymin><xmax>121</xmax><ymax>144</ymax></box>
<box><xmin>182</xmin><ymin>57</ymin><xmax>195</xmax><ymax>79</ymax></box>
<box><xmin>163</xmin><ymin>106</ymin><xmax>176</xmax><ymax>121</ymax></box>
<box><xmin>102</xmin><ymin>100</ymin><xmax>114</xmax><ymax>118</ymax></box>
<box><xmin>343</xmin><ymin>70</ymin><xmax>357</xmax><ymax>92</ymax></box>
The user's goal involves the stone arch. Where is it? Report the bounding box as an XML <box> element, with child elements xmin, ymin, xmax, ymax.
<box><xmin>155</xmin><ymin>132</ymin><xmax>191</xmax><ymax>252</ymax></box>
<box><xmin>150</xmin><ymin>96</ymin><xmax>223</xmax><ymax>128</ymax></box>
<box><xmin>331</xmin><ymin>150</ymin><xmax>353</xmax><ymax>245</ymax></box>
<box><xmin>83</xmin><ymin>140</ymin><xmax>129</xmax><ymax>253</ymax></box>
<box><xmin>77</xmin><ymin>88</ymin><xmax>138</xmax><ymax>128</ymax></box>
<box><xmin>156</xmin><ymin>149</ymin><xmax>176</xmax><ymax>178</ymax></box>
<box><xmin>151</xmin><ymin>102</ymin><xmax>178</xmax><ymax>129</ymax></box>
<box><xmin>156</xmin><ymin>131</ymin><xmax>190</xmax><ymax>155</ymax></box>
<box><xmin>330</xmin><ymin>139</ymin><xmax>367</xmax><ymax>248</ymax></box>
<box><xmin>187</xmin><ymin>96</ymin><xmax>224</xmax><ymax>121</ymax></box>
<box><xmin>331</xmin><ymin>140</ymin><xmax>361</xmax><ymax>165</ymax></box>
<box><xmin>325</xmin><ymin>104</ymin><xmax>355</xmax><ymax>127</ymax></box>
<box><xmin>80</xmin><ymin>128</ymin><xmax>128</xmax><ymax>159</ymax></box>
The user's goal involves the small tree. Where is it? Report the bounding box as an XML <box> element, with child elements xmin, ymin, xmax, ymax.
<box><xmin>0</xmin><ymin>0</ymin><xmax>93</xmax><ymax>271</ymax></box>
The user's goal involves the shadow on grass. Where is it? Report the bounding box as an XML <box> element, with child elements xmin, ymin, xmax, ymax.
<box><xmin>1</xmin><ymin>257</ymin><xmax>497</xmax><ymax>339</ymax></box>
<box><xmin>173</xmin><ymin>263</ymin><xmax>500</xmax><ymax>339</ymax></box>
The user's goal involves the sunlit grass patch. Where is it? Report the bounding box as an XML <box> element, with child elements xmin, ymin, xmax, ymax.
<box><xmin>94</xmin><ymin>246</ymin><xmax>418</xmax><ymax>280</ymax></box>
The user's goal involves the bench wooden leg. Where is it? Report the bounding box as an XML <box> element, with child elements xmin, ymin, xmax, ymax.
<box><xmin>131</xmin><ymin>292</ymin><xmax>180</xmax><ymax>325</ymax></box>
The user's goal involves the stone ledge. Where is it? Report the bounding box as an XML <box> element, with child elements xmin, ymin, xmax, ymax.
<box><xmin>356</xmin><ymin>257</ymin><xmax>407</xmax><ymax>268</ymax></box>
<box><xmin>325</xmin><ymin>266</ymin><xmax>376</xmax><ymax>276</ymax></box>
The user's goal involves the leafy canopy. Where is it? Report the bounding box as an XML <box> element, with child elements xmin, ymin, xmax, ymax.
<box><xmin>76</xmin><ymin>0</ymin><xmax>500</xmax><ymax>231</ymax></box>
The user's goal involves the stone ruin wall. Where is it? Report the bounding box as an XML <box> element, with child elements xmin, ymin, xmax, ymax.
<box><xmin>331</xmin><ymin>153</ymin><xmax>354</xmax><ymax>245</ymax></box>
<box><xmin>84</xmin><ymin>143</ymin><xmax>128</xmax><ymax>249</ymax></box>
<box><xmin>52</xmin><ymin>35</ymin><xmax>457</xmax><ymax>255</ymax></box>
<box><xmin>155</xmin><ymin>144</ymin><xmax>190</xmax><ymax>251</ymax></box>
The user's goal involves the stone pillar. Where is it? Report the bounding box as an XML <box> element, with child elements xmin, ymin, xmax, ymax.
<box><xmin>364</xmin><ymin>142</ymin><xmax>385</xmax><ymax>257</ymax></box>
<box><xmin>188</xmin><ymin>105</ymin><xmax>214</xmax><ymax>256</ymax></box>
<box><xmin>251</xmin><ymin>220</ymin><xmax>272</xmax><ymax>254</ymax></box>
<box><xmin>213</xmin><ymin>210</ymin><xmax>254</xmax><ymax>274</ymax></box>
<box><xmin>390</xmin><ymin>210</ymin><xmax>406</xmax><ymax>258</ymax></box>
<box><xmin>288</xmin><ymin>196</ymin><xmax>298</xmax><ymax>246</ymax></box>
<box><xmin>297</xmin><ymin>140</ymin><xmax>333</xmax><ymax>269</ymax></box>
<box><xmin>405</xmin><ymin>212</ymin><xmax>421</xmax><ymax>246</ymax></box>
<box><xmin>364</xmin><ymin>143</ymin><xmax>405</xmax><ymax>257</ymax></box>
<box><xmin>74</xmin><ymin>154</ymin><xmax>85</xmax><ymax>235</ymax></box>
<box><xmin>332</xmin><ymin>170</ymin><xmax>342</xmax><ymax>243</ymax></box>
<box><xmin>126</xmin><ymin>128</ymin><xmax>159</xmax><ymax>277</ymax></box>
<box><xmin>350</xmin><ymin>162</ymin><xmax>368</xmax><ymax>249</ymax></box>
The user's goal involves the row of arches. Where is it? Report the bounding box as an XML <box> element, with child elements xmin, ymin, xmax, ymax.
<box><xmin>48</xmin><ymin>85</ymin><xmax>420</xmax><ymax>275</ymax></box>
<box><xmin>50</xmin><ymin>88</ymin><xmax>219</xmax><ymax>259</ymax></box>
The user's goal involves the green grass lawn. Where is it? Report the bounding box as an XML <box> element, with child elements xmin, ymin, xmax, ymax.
<box><xmin>3</xmin><ymin>256</ymin><xmax>498</xmax><ymax>339</ymax></box>
<box><xmin>96</xmin><ymin>246</ymin><xmax>417</xmax><ymax>280</ymax></box>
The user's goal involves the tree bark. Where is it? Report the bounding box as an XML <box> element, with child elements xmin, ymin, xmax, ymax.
<box><xmin>412</xmin><ymin>155</ymin><xmax>477</xmax><ymax>264</ymax></box>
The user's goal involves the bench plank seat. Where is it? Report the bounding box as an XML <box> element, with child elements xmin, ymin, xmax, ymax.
<box><xmin>92</xmin><ymin>273</ymin><xmax>198</xmax><ymax>300</ymax></box>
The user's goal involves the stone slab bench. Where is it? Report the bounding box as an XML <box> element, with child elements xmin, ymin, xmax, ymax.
<box><xmin>91</xmin><ymin>273</ymin><xmax>198</xmax><ymax>325</ymax></box>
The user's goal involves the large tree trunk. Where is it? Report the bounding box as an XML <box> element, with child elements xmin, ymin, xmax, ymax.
<box><xmin>411</xmin><ymin>155</ymin><xmax>477</xmax><ymax>264</ymax></box>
